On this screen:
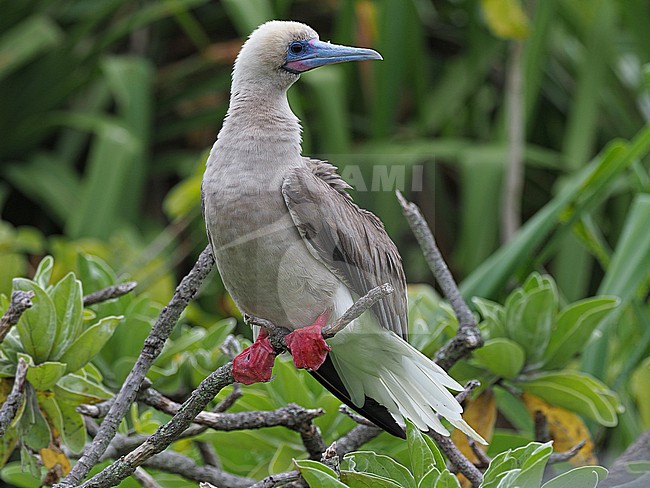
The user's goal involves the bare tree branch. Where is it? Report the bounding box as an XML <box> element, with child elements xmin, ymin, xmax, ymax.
<box><xmin>548</xmin><ymin>440</ymin><xmax>586</xmax><ymax>464</ymax></box>
<box><xmin>334</xmin><ymin>424</ymin><xmax>383</xmax><ymax>456</ymax></box>
<box><xmin>322</xmin><ymin>283</ymin><xmax>394</xmax><ymax>338</ymax></box>
<box><xmin>0</xmin><ymin>290</ymin><xmax>34</xmax><ymax>343</ymax></box>
<box><xmin>339</xmin><ymin>405</ymin><xmax>376</xmax><ymax>427</ymax></box>
<box><xmin>58</xmin><ymin>245</ymin><xmax>215</xmax><ymax>487</ymax></box>
<box><xmin>83</xmin><ymin>282</ymin><xmax>138</xmax><ymax>307</ymax></box>
<box><xmin>0</xmin><ymin>357</ymin><xmax>28</xmax><ymax>437</ymax></box>
<box><xmin>396</xmin><ymin>191</ymin><xmax>483</xmax><ymax>371</ymax></box>
<box><xmin>428</xmin><ymin>429</ymin><xmax>483</xmax><ymax>487</ymax></box>
<box><xmin>132</xmin><ymin>467</ymin><xmax>161</xmax><ymax>488</ymax></box>
<box><xmin>248</xmin><ymin>471</ymin><xmax>301</xmax><ymax>488</ymax></box>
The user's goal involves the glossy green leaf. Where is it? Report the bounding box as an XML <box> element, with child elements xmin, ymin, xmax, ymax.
<box><xmin>33</xmin><ymin>255</ymin><xmax>53</xmax><ymax>290</ymax></box>
<box><xmin>541</xmin><ymin>466</ymin><xmax>608</xmax><ymax>488</ymax></box>
<box><xmin>294</xmin><ymin>459</ymin><xmax>347</xmax><ymax>488</ymax></box>
<box><xmin>341</xmin><ymin>471</ymin><xmax>403</xmax><ymax>488</ymax></box>
<box><xmin>55</xmin><ymin>374</ymin><xmax>112</xmax><ymax>404</ymax></box>
<box><xmin>58</xmin><ymin>315</ymin><xmax>121</xmax><ymax>373</ymax></box>
<box><xmin>518</xmin><ymin>372</ymin><xmax>619</xmax><ymax>426</ymax></box>
<box><xmin>418</xmin><ymin>467</ymin><xmax>440</xmax><ymax>488</ymax></box>
<box><xmin>434</xmin><ymin>469</ymin><xmax>460</xmax><ymax>488</ymax></box>
<box><xmin>17</xmin><ymin>388</ymin><xmax>51</xmax><ymax>451</ymax></box>
<box><xmin>543</xmin><ymin>297</ymin><xmax>619</xmax><ymax>369</ymax></box>
<box><xmin>511</xmin><ymin>441</ymin><xmax>553</xmax><ymax>487</ymax></box>
<box><xmin>49</xmin><ymin>272</ymin><xmax>84</xmax><ymax>360</ymax></box>
<box><xmin>481</xmin><ymin>450</ymin><xmax>519</xmax><ymax>488</ymax></box>
<box><xmin>76</xmin><ymin>254</ymin><xmax>116</xmax><ymax>294</ymax></box>
<box><xmin>505</xmin><ymin>275</ymin><xmax>558</xmax><ymax>365</ymax></box>
<box><xmin>25</xmin><ymin>361</ymin><xmax>66</xmax><ymax>391</ymax></box>
<box><xmin>13</xmin><ymin>278</ymin><xmax>56</xmax><ymax>363</ymax></box>
<box><xmin>343</xmin><ymin>451</ymin><xmax>415</xmax><ymax>488</ymax></box>
<box><xmin>36</xmin><ymin>391</ymin><xmax>64</xmax><ymax>442</ymax></box>
<box><xmin>55</xmin><ymin>398</ymin><xmax>86</xmax><ymax>453</ymax></box>
<box><xmin>472</xmin><ymin>338</ymin><xmax>525</xmax><ymax>379</ymax></box>
<box><xmin>0</xmin><ymin>462</ymin><xmax>41</xmax><ymax>488</ymax></box>
<box><xmin>406</xmin><ymin>420</ymin><xmax>440</xmax><ymax>481</ymax></box>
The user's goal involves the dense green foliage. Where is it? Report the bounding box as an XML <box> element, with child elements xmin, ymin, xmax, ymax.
<box><xmin>1</xmin><ymin>0</ymin><xmax>649</xmax><ymax>486</ymax></box>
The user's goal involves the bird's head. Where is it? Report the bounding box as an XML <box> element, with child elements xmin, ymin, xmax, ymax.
<box><xmin>232</xmin><ymin>20</ymin><xmax>382</xmax><ymax>92</ymax></box>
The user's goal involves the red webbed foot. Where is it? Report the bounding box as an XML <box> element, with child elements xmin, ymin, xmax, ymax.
<box><xmin>232</xmin><ymin>328</ymin><xmax>276</xmax><ymax>385</ymax></box>
<box><xmin>285</xmin><ymin>312</ymin><xmax>332</xmax><ymax>371</ymax></box>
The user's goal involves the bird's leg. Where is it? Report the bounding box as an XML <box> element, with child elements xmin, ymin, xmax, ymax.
<box><xmin>285</xmin><ymin>311</ymin><xmax>332</xmax><ymax>371</ymax></box>
<box><xmin>232</xmin><ymin>328</ymin><xmax>276</xmax><ymax>385</ymax></box>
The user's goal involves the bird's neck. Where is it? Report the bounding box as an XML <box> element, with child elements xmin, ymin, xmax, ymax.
<box><xmin>209</xmin><ymin>83</ymin><xmax>303</xmax><ymax>179</ymax></box>
<box><xmin>222</xmin><ymin>84</ymin><xmax>301</xmax><ymax>147</ymax></box>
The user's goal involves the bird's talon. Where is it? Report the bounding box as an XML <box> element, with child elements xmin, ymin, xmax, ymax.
<box><xmin>285</xmin><ymin>313</ymin><xmax>331</xmax><ymax>371</ymax></box>
<box><xmin>232</xmin><ymin>329</ymin><xmax>276</xmax><ymax>384</ymax></box>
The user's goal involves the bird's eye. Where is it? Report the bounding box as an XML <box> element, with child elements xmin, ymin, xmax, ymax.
<box><xmin>289</xmin><ymin>42</ymin><xmax>304</xmax><ymax>54</ymax></box>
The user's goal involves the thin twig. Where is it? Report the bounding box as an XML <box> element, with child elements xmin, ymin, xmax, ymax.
<box><xmin>196</xmin><ymin>441</ymin><xmax>221</xmax><ymax>468</ymax></box>
<box><xmin>468</xmin><ymin>439</ymin><xmax>491</xmax><ymax>469</ymax></box>
<box><xmin>455</xmin><ymin>380</ymin><xmax>481</xmax><ymax>405</ymax></box>
<box><xmin>396</xmin><ymin>191</ymin><xmax>483</xmax><ymax>370</ymax></box>
<box><xmin>139</xmin><ymin>387</ymin><xmax>323</xmax><ymax>432</ymax></box>
<box><xmin>339</xmin><ymin>405</ymin><xmax>376</xmax><ymax>427</ymax></box>
<box><xmin>58</xmin><ymin>246</ymin><xmax>215</xmax><ymax>487</ymax></box>
<box><xmin>248</xmin><ymin>471</ymin><xmax>302</xmax><ymax>488</ymax></box>
<box><xmin>333</xmin><ymin>424</ymin><xmax>383</xmax><ymax>456</ymax></box>
<box><xmin>132</xmin><ymin>467</ymin><xmax>161</xmax><ymax>488</ymax></box>
<box><xmin>0</xmin><ymin>290</ymin><xmax>34</xmax><ymax>343</ymax></box>
<box><xmin>548</xmin><ymin>440</ymin><xmax>586</xmax><ymax>464</ymax></box>
<box><xmin>83</xmin><ymin>282</ymin><xmax>138</xmax><ymax>307</ymax></box>
<box><xmin>0</xmin><ymin>357</ymin><xmax>29</xmax><ymax>437</ymax></box>
<box><xmin>428</xmin><ymin>430</ymin><xmax>483</xmax><ymax>487</ymax></box>
<box><xmin>322</xmin><ymin>283</ymin><xmax>394</xmax><ymax>338</ymax></box>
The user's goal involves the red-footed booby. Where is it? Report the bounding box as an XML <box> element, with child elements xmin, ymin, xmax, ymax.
<box><xmin>202</xmin><ymin>20</ymin><xmax>485</xmax><ymax>443</ymax></box>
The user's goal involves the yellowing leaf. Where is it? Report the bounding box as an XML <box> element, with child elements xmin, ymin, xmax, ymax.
<box><xmin>480</xmin><ymin>0</ymin><xmax>529</xmax><ymax>40</ymax></box>
<box><xmin>451</xmin><ymin>391</ymin><xmax>497</xmax><ymax>487</ymax></box>
<box><xmin>40</xmin><ymin>446</ymin><xmax>71</xmax><ymax>475</ymax></box>
<box><xmin>522</xmin><ymin>393</ymin><xmax>597</xmax><ymax>466</ymax></box>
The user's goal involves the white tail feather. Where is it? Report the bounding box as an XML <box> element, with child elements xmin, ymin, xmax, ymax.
<box><xmin>327</xmin><ymin>291</ymin><xmax>487</xmax><ymax>444</ymax></box>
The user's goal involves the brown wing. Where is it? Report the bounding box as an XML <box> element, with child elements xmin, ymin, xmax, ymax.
<box><xmin>281</xmin><ymin>160</ymin><xmax>408</xmax><ymax>339</ymax></box>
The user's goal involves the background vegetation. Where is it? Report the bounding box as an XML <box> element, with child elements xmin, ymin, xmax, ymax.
<box><xmin>1</xmin><ymin>0</ymin><xmax>649</xmax><ymax>486</ymax></box>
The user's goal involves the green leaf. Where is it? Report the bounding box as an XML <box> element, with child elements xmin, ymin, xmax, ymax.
<box><xmin>343</xmin><ymin>451</ymin><xmax>415</xmax><ymax>488</ymax></box>
<box><xmin>543</xmin><ymin>297</ymin><xmax>619</xmax><ymax>368</ymax></box>
<box><xmin>341</xmin><ymin>471</ymin><xmax>403</xmax><ymax>488</ymax></box>
<box><xmin>33</xmin><ymin>255</ymin><xmax>53</xmax><ymax>290</ymax></box>
<box><xmin>472</xmin><ymin>338</ymin><xmax>525</xmax><ymax>378</ymax></box>
<box><xmin>49</xmin><ymin>272</ymin><xmax>84</xmax><ymax>360</ymax></box>
<box><xmin>54</xmin><ymin>374</ymin><xmax>112</xmax><ymax>403</ymax></box>
<box><xmin>17</xmin><ymin>388</ymin><xmax>51</xmax><ymax>451</ymax></box>
<box><xmin>541</xmin><ymin>466</ymin><xmax>608</xmax><ymax>488</ymax></box>
<box><xmin>418</xmin><ymin>468</ymin><xmax>440</xmax><ymax>488</ymax></box>
<box><xmin>58</xmin><ymin>315</ymin><xmax>121</xmax><ymax>373</ymax></box>
<box><xmin>0</xmin><ymin>461</ymin><xmax>41</xmax><ymax>488</ymax></box>
<box><xmin>0</xmin><ymin>15</ymin><xmax>63</xmax><ymax>81</ymax></box>
<box><xmin>76</xmin><ymin>254</ymin><xmax>116</xmax><ymax>294</ymax></box>
<box><xmin>434</xmin><ymin>469</ymin><xmax>460</xmax><ymax>488</ymax></box>
<box><xmin>505</xmin><ymin>275</ymin><xmax>558</xmax><ymax>365</ymax></box>
<box><xmin>511</xmin><ymin>442</ymin><xmax>553</xmax><ymax>487</ymax></box>
<box><xmin>518</xmin><ymin>372</ymin><xmax>619</xmax><ymax>426</ymax></box>
<box><xmin>406</xmin><ymin>420</ymin><xmax>440</xmax><ymax>480</ymax></box>
<box><xmin>631</xmin><ymin>357</ymin><xmax>650</xmax><ymax>427</ymax></box>
<box><xmin>25</xmin><ymin>361</ymin><xmax>66</xmax><ymax>391</ymax></box>
<box><xmin>36</xmin><ymin>391</ymin><xmax>63</xmax><ymax>442</ymax></box>
<box><xmin>55</xmin><ymin>398</ymin><xmax>86</xmax><ymax>453</ymax></box>
<box><xmin>13</xmin><ymin>278</ymin><xmax>56</xmax><ymax>363</ymax></box>
<box><xmin>294</xmin><ymin>459</ymin><xmax>347</xmax><ymax>488</ymax></box>
<box><xmin>481</xmin><ymin>450</ymin><xmax>520</xmax><ymax>487</ymax></box>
